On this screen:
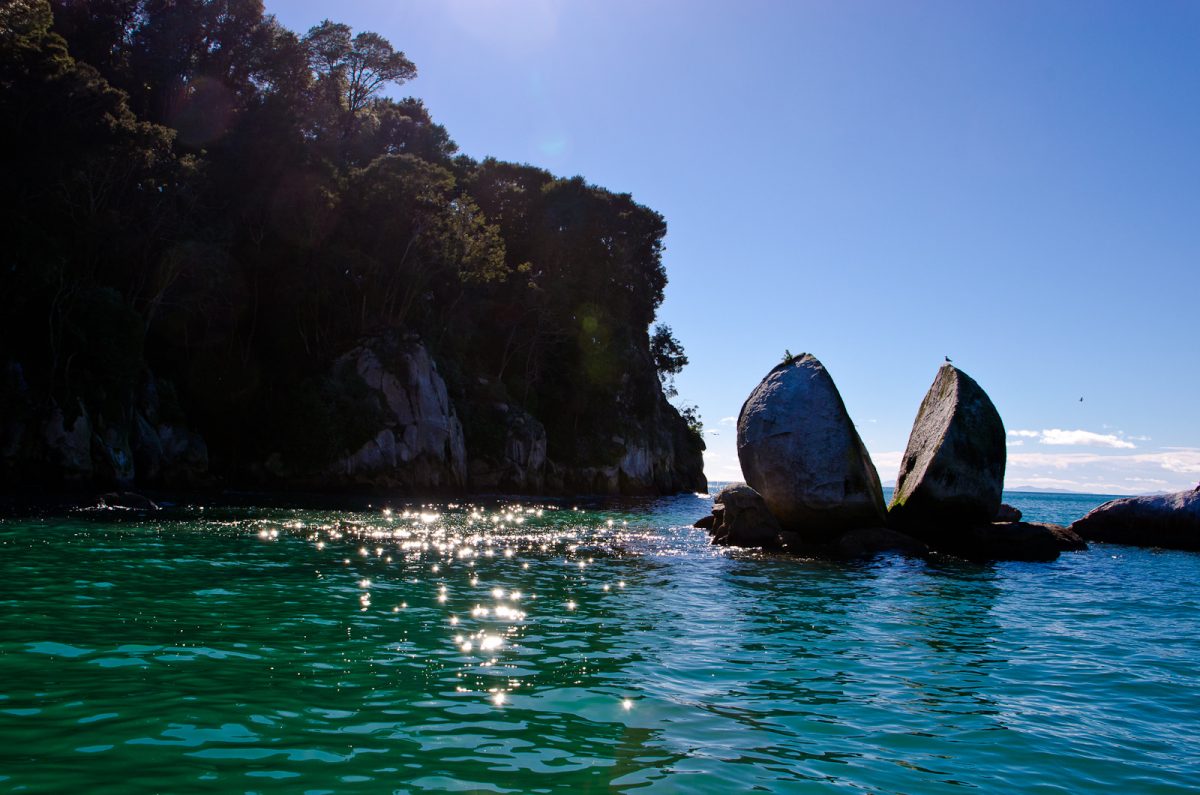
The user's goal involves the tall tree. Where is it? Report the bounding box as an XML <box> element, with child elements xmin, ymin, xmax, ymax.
<box><xmin>302</xmin><ymin>19</ymin><xmax>415</xmax><ymax>141</ymax></box>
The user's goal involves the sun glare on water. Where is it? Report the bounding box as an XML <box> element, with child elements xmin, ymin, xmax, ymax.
<box><xmin>250</xmin><ymin>502</ymin><xmax>648</xmax><ymax>709</ymax></box>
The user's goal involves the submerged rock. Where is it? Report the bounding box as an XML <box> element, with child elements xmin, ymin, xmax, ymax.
<box><xmin>995</xmin><ymin>503</ymin><xmax>1022</xmax><ymax>522</ymax></box>
<box><xmin>888</xmin><ymin>364</ymin><xmax>1006</xmax><ymax>533</ymax></box>
<box><xmin>706</xmin><ymin>483</ymin><xmax>782</xmax><ymax>548</ymax></box>
<box><xmin>935</xmin><ymin>521</ymin><xmax>1084</xmax><ymax>563</ymax></box>
<box><xmin>737</xmin><ymin>354</ymin><xmax>886</xmax><ymax>541</ymax></box>
<box><xmin>827</xmin><ymin>527</ymin><xmax>928</xmax><ymax>560</ymax></box>
<box><xmin>774</xmin><ymin>527</ymin><xmax>927</xmax><ymax>560</ymax></box>
<box><xmin>1069</xmin><ymin>486</ymin><xmax>1200</xmax><ymax>551</ymax></box>
<box><xmin>99</xmin><ymin>491</ymin><xmax>160</xmax><ymax>511</ymax></box>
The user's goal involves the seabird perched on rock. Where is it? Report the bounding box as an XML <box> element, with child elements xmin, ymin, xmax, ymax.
<box><xmin>944</xmin><ymin>356</ymin><xmax>952</xmax><ymax>363</ymax></box>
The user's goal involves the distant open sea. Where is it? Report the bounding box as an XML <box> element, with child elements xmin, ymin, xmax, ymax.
<box><xmin>3</xmin><ymin>487</ymin><xmax>1198</xmax><ymax>793</ymax></box>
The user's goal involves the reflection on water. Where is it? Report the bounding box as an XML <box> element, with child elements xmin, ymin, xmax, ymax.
<box><xmin>1</xmin><ymin>491</ymin><xmax>1199</xmax><ymax>792</ymax></box>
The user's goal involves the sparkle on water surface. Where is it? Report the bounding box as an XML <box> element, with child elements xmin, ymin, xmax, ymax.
<box><xmin>1</xmin><ymin>488</ymin><xmax>1199</xmax><ymax>792</ymax></box>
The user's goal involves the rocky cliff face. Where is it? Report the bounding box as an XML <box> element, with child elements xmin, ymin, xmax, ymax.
<box><xmin>612</xmin><ymin>388</ymin><xmax>707</xmax><ymax>495</ymax></box>
<box><xmin>457</xmin><ymin>341</ymin><xmax>705</xmax><ymax>496</ymax></box>
<box><xmin>1</xmin><ymin>363</ymin><xmax>209</xmax><ymax>489</ymax></box>
<box><xmin>543</xmin><ymin>392</ymin><xmax>705</xmax><ymax>496</ymax></box>
<box><xmin>467</xmin><ymin>402</ymin><xmax>548</xmax><ymax>493</ymax></box>
<box><xmin>3</xmin><ymin>332</ymin><xmax>704</xmax><ymax>497</ymax></box>
<box><xmin>326</xmin><ymin>336</ymin><xmax>467</xmax><ymax>491</ymax></box>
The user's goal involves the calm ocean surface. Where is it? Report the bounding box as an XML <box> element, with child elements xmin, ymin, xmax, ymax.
<box><xmin>3</xmin><ymin>487</ymin><xmax>1198</xmax><ymax>793</ymax></box>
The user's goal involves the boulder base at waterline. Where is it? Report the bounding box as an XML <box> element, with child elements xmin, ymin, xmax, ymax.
<box><xmin>737</xmin><ymin>354</ymin><xmax>887</xmax><ymax>541</ymax></box>
<box><xmin>1069</xmin><ymin>485</ymin><xmax>1200</xmax><ymax>551</ymax></box>
<box><xmin>888</xmin><ymin>364</ymin><xmax>1006</xmax><ymax>531</ymax></box>
<box><xmin>704</xmin><ymin>483</ymin><xmax>783</xmax><ymax>548</ymax></box>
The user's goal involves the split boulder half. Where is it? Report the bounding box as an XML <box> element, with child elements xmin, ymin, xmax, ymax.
<box><xmin>888</xmin><ymin>363</ymin><xmax>1006</xmax><ymax>533</ymax></box>
<box><xmin>737</xmin><ymin>353</ymin><xmax>886</xmax><ymax>542</ymax></box>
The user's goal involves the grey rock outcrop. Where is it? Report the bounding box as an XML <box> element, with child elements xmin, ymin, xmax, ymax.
<box><xmin>42</xmin><ymin>402</ymin><xmax>93</xmax><ymax>482</ymax></box>
<box><xmin>468</xmin><ymin>404</ymin><xmax>547</xmax><ymax>492</ymax></box>
<box><xmin>1069</xmin><ymin>486</ymin><xmax>1200</xmax><ymax>551</ymax></box>
<box><xmin>331</xmin><ymin>337</ymin><xmax>467</xmax><ymax>491</ymax></box>
<box><xmin>4</xmin><ymin>366</ymin><xmax>209</xmax><ymax>488</ymax></box>
<box><xmin>888</xmin><ymin>364</ymin><xmax>1006</xmax><ymax>532</ymax></box>
<box><xmin>705</xmin><ymin>484</ymin><xmax>783</xmax><ymax>548</ymax></box>
<box><xmin>130</xmin><ymin>374</ymin><xmax>209</xmax><ymax>487</ymax></box>
<box><xmin>737</xmin><ymin>353</ymin><xmax>886</xmax><ymax>541</ymax></box>
<box><xmin>614</xmin><ymin>431</ymin><xmax>703</xmax><ymax>495</ymax></box>
<box><xmin>92</xmin><ymin>425</ymin><xmax>135</xmax><ymax>486</ymax></box>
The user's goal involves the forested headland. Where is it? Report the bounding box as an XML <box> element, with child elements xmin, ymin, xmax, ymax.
<box><xmin>0</xmin><ymin>0</ymin><xmax>705</xmax><ymax>495</ymax></box>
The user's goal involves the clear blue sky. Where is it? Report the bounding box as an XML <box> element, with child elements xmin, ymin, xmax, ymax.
<box><xmin>271</xmin><ymin>0</ymin><xmax>1200</xmax><ymax>494</ymax></box>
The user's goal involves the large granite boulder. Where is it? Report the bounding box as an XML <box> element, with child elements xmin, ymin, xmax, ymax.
<box><xmin>705</xmin><ymin>484</ymin><xmax>783</xmax><ymax>548</ymax></box>
<box><xmin>888</xmin><ymin>364</ymin><xmax>1006</xmax><ymax>533</ymax></box>
<box><xmin>1070</xmin><ymin>486</ymin><xmax>1200</xmax><ymax>551</ymax></box>
<box><xmin>737</xmin><ymin>354</ymin><xmax>886</xmax><ymax>542</ymax></box>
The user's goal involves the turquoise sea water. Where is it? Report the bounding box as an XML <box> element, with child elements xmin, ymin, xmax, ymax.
<box><xmin>2</xmin><ymin>488</ymin><xmax>1199</xmax><ymax>793</ymax></box>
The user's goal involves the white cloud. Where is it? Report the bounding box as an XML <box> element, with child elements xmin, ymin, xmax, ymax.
<box><xmin>702</xmin><ymin>442</ymin><xmax>744</xmax><ymax>482</ymax></box>
<box><xmin>1124</xmin><ymin>477</ymin><xmax>1170</xmax><ymax>486</ymax></box>
<box><xmin>718</xmin><ymin>416</ymin><xmax>737</xmax><ymax>426</ymax></box>
<box><xmin>1005</xmin><ymin>448</ymin><xmax>1200</xmax><ymax>493</ymax></box>
<box><xmin>870</xmin><ymin>450</ymin><xmax>903</xmax><ymax>477</ymax></box>
<box><xmin>1039</xmin><ymin>429</ymin><xmax>1135</xmax><ymax>449</ymax></box>
<box><xmin>1008</xmin><ymin>439</ymin><xmax>1025</xmax><ymax>447</ymax></box>
<box><xmin>1152</xmin><ymin>449</ymin><xmax>1200</xmax><ymax>474</ymax></box>
<box><xmin>1010</xmin><ymin>452</ymin><xmax>1116</xmax><ymax>470</ymax></box>
<box><xmin>1008</xmin><ymin>428</ymin><xmax>1136</xmax><ymax>449</ymax></box>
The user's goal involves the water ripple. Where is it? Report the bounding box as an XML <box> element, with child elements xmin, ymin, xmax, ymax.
<box><xmin>1</xmin><ymin>493</ymin><xmax>1198</xmax><ymax>792</ymax></box>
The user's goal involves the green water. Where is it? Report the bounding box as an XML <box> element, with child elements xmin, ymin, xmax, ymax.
<box><xmin>2</xmin><ymin>491</ymin><xmax>1199</xmax><ymax>793</ymax></box>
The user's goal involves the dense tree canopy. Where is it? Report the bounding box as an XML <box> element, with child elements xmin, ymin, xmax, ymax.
<box><xmin>0</xmin><ymin>0</ymin><xmax>701</xmax><ymax>483</ymax></box>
